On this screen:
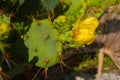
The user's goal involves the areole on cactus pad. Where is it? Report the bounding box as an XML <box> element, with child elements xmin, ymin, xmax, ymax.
<box><xmin>24</xmin><ymin>19</ymin><xmax>63</xmax><ymax>68</ymax></box>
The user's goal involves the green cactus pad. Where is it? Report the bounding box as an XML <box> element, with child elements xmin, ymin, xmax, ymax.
<box><xmin>87</xmin><ymin>0</ymin><xmax>101</xmax><ymax>7</ymax></box>
<box><xmin>24</xmin><ymin>19</ymin><xmax>62</xmax><ymax>68</ymax></box>
<box><xmin>41</xmin><ymin>0</ymin><xmax>59</xmax><ymax>11</ymax></box>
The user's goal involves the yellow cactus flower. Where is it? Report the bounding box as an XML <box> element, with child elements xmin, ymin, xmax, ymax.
<box><xmin>0</xmin><ymin>23</ymin><xmax>9</xmax><ymax>34</ymax></box>
<box><xmin>59</xmin><ymin>15</ymin><xmax>67</xmax><ymax>23</ymax></box>
<box><xmin>71</xmin><ymin>17</ymin><xmax>99</xmax><ymax>46</ymax></box>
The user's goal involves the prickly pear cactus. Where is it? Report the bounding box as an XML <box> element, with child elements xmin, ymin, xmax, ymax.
<box><xmin>24</xmin><ymin>19</ymin><xmax>63</xmax><ymax>68</ymax></box>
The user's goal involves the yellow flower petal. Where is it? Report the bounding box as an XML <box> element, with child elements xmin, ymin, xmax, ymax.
<box><xmin>79</xmin><ymin>17</ymin><xmax>99</xmax><ymax>31</ymax></box>
<box><xmin>72</xmin><ymin>17</ymin><xmax>99</xmax><ymax>31</ymax></box>
<box><xmin>71</xmin><ymin>29</ymin><xmax>96</xmax><ymax>45</ymax></box>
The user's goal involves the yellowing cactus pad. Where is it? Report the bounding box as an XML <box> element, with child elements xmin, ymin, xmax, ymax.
<box><xmin>71</xmin><ymin>17</ymin><xmax>99</xmax><ymax>46</ymax></box>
